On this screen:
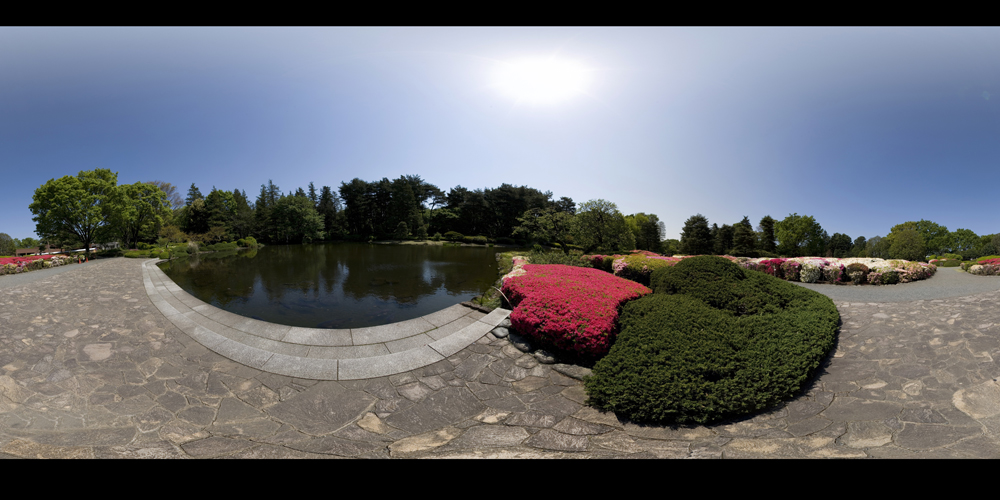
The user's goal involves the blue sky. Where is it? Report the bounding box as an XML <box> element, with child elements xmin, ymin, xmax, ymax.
<box><xmin>2</xmin><ymin>27</ymin><xmax>998</xmax><ymax>244</ymax></box>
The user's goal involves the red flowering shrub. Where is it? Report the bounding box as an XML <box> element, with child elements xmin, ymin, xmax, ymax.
<box><xmin>0</xmin><ymin>255</ymin><xmax>53</xmax><ymax>266</ymax></box>
<box><xmin>502</xmin><ymin>264</ymin><xmax>651</xmax><ymax>359</ymax></box>
<box><xmin>757</xmin><ymin>258</ymin><xmax>787</xmax><ymax>279</ymax></box>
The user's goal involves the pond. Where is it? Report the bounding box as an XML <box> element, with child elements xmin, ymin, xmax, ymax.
<box><xmin>157</xmin><ymin>242</ymin><xmax>502</xmax><ymax>329</ymax></box>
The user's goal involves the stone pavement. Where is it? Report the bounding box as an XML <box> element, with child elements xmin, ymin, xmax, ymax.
<box><xmin>141</xmin><ymin>260</ymin><xmax>510</xmax><ymax>381</ymax></box>
<box><xmin>1</xmin><ymin>257</ymin><xmax>999</xmax><ymax>458</ymax></box>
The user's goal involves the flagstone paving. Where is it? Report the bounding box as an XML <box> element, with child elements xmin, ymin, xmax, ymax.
<box><xmin>1</xmin><ymin>257</ymin><xmax>999</xmax><ymax>458</ymax></box>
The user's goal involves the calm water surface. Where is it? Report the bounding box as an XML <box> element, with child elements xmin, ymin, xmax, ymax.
<box><xmin>157</xmin><ymin>242</ymin><xmax>501</xmax><ymax>328</ymax></box>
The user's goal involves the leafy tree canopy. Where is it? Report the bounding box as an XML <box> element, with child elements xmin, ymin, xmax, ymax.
<box><xmin>774</xmin><ymin>213</ymin><xmax>825</xmax><ymax>257</ymax></box>
<box><xmin>30</xmin><ymin>169</ymin><xmax>118</xmax><ymax>257</ymax></box>
<box><xmin>889</xmin><ymin>228</ymin><xmax>926</xmax><ymax>262</ymax></box>
<box><xmin>572</xmin><ymin>199</ymin><xmax>635</xmax><ymax>254</ymax></box>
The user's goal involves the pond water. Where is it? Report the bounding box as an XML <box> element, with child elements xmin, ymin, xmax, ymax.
<box><xmin>157</xmin><ymin>242</ymin><xmax>501</xmax><ymax>329</ymax></box>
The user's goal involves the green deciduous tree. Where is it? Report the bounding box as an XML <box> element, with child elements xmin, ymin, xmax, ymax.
<box><xmin>951</xmin><ymin>228</ymin><xmax>980</xmax><ymax>254</ymax></box>
<box><xmin>889</xmin><ymin>228</ymin><xmax>926</xmax><ymax>262</ymax></box>
<box><xmin>512</xmin><ymin>206</ymin><xmax>575</xmax><ymax>252</ymax></box>
<box><xmin>865</xmin><ymin>235</ymin><xmax>891</xmax><ymax>259</ymax></box>
<box><xmin>572</xmin><ymin>199</ymin><xmax>635</xmax><ymax>254</ymax></box>
<box><xmin>30</xmin><ymin>169</ymin><xmax>119</xmax><ymax>257</ymax></box>
<box><xmin>624</xmin><ymin>213</ymin><xmax>664</xmax><ymax>253</ymax></box>
<box><xmin>269</xmin><ymin>195</ymin><xmax>325</xmax><ymax>244</ymax></box>
<box><xmin>774</xmin><ymin>213</ymin><xmax>824</xmax><ymax>257</ymax></box>
<box><xmin>0</xmin><ymin>233</ymin><xmax>15</xmax><ymax>256</ymax></box>
<box><xmin>112</xmin><ymin>182</ymin><xmax>172</xmax><ymax>250</ymax></box>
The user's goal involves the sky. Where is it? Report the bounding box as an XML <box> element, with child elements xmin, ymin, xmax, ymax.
<box><xmin>2</xmin><ymin>27</ymin><xmax>999</xmax><ymax>244</ymax></box>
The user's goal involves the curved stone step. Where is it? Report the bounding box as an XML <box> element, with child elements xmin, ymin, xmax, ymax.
<box><xmin>141</xmin><ymin>260</ymin><xmax>510</xmax><ymax>380</ymax></box>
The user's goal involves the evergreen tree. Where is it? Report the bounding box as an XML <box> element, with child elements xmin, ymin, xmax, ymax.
<box><xmin>231</xmin><ymin>189</ymin><xmax>254</xmax><ymax>240</ymax></box>
<box><xmin>732</xmin><ymin>216</ymin><xmax>757</xmax><ymax>257</ymax></box>
<box><xmin>827</xmin><ymin>233</ymin><xmax>853</xmax><ymax>258</ymax></box>
<box><xmin>307</xmin><ymin>182</ymin><xmax>318</xmax><ymax>207</ymax></box>
<box><xmin>680</xmin><ymin>214</ymin><xmax>712</xmax><ymax>255</ymax></box>
<box><xmin>185</xmin><ymin>183</ymin><xmax>204</xmax><ymax>206</ymax></box>
<box><xmin>850</xmin><ymin>236</ymin><xmax>867</xmax><ymax>257</ymax></box>
<box><xmin>713</xmin><ymin>224</ymin><xmax>735</xmax><ymax>255</ymax></box>
<box><xmin>757</xmin><ymin>215</ymin><xmax>777</xmax><ymax>253</ymax></box>
<box><xmin>317</xmin><ymin>185</ymin><xmax>343</xmax><ymax>239</ymax></box>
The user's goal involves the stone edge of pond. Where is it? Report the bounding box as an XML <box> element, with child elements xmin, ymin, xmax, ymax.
<box><xmin>141</xmin><ymin>259</ymin><xmax>511</xmax><ymax>381</ymax></box>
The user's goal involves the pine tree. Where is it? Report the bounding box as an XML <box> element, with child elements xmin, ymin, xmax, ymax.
<box><xmin>732</xmin><ymin>216</ymin><xmax>757</xmax><ymax>257</ymax></box>
<box><xmin>680</xmin><ymin>214</ymin><xmax>712</xmax><ymax>255</ymax></box>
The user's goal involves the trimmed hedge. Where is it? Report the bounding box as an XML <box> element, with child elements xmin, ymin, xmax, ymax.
<box><xmin>584</xmin><ymin>256</ymin><xmax>839</xmax><ymax>425</ymax></box>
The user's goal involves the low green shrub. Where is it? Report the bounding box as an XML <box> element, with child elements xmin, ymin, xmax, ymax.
<box><xmin>124</xmin><ymin>250</ymin><xmax>149</xmax><ymax>258</ymax></box>
<box><xmin>600</xmin><ymin>256</ymin><xmax>614</xmax><ymax>273</ymax></box>
<box><xmin>977</xmin><ymin>255</ymin><xmax>1000</xmax><ymax>263</ymax></box>
<box><xmin>443</xmin><ymin>231</ymin><xmax>464</xmax><ymax>242</ymax></box>
<box><xmin>935</xmin><ymin>259</ymin><xmax>961</xmax><ymax>267</ymax></box>
<box><xmin>96</xmin><ymin>248</ymin><xmax>123</xmax><ymax>258</ymax></box>
<box><xmin>942</xmin><ymin>253</ymin><xmax>963</xmax><ymax>261</ymax></box>
<box><xmin>137</xmin><ymin>242</ymin><xmax>153</xmax><ymax>250</ymax></box>
<box><xmin>584</xmin><ymin>256</ymin><xmax>839</xmax><ymax>425</ymax></box>
<box><xmin>206</xmin><ymin>241</ymin><xmax>238</xmax><ymax>252</ymax></box>
<box><xmin>525</xmin><ymin>249</ymin><xmax>591</xmax><ymax>268</ymax></box>
<box><xmin>612</xmin><ymin>254</ymin><xmax>680</xmax><ymax>287</ymax></box>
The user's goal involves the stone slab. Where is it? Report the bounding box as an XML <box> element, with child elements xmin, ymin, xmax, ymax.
<box><xmin>430</xmin><ymin>321</ymin><xmax>494</xmax><ymax>358</ymax></box>
<box><xmin>421</xmin><ymin>304</ymin><xmax>472</xmax><ymax>327</ymax></box>
<box><xmin>284</xmin><ymin>327</ymin><xmax>354</xmax><ymax>347</ymax></box>
<box><xmin>338</xmin><ymin>347</ymin><xmax>445</xmax><ymax>380</ymax></box>
<box><xmin>261</xmin><ymin>353</ymin><xmax>340</xmax><ymax>380</ymax></box>
<box><xmin>351</xmin><ymin>317</ymin><xmax>437</xmax><ymax>345</ymax></box>
<box><xmin>307</xmin><ymin>344</ymin><xmax>391</xmax><ymax>360</ymax></box>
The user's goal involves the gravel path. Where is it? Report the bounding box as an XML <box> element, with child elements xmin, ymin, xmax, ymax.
<box><xmin>792</xmin><ymin>267</ymin><xmax>1000</xmax><ymax>303</ymax></box>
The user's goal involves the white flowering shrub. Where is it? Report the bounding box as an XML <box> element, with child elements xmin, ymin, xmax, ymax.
<box><xmin>799</xmin><ymin>262</ymin><xmax>822</xmax><ymax>283</ymax></box>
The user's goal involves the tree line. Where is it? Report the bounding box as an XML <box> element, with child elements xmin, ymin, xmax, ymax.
<box><xmin>676</xmin><ymin>213</ymin><xmax>1000</xmax><ymax>261</ymax></box>
<box><xmin>23</xmin><ymin>169</ymin><xmax>668</xmax><ymax>257</ymax></box>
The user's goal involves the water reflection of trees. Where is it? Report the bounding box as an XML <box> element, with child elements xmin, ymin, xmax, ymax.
<box><xmin>160</xmin><ymin>243</ymin><xmax>498</xmax><ymax>311</ymax></box>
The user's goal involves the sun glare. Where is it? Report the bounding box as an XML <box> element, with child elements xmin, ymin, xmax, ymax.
<box><xmin>492</xmin><ymin>57</ymin><xmax>592</xmax><ymax>105</ymax></box>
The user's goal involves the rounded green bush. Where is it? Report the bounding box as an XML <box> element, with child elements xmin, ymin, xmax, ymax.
<box><xmin>585</xmin><ymin>256</ymin><xmax>839</xmax><ymax>425</ymax></box>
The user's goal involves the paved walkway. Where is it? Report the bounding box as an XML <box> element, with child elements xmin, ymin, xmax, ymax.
<box><xmin>1</xmin><ymin>257</ymin><xmax>1000</xmax><ymax>458</ymax></box>
<box><xmin>141</xmin><ymin>260</ymin><xmax>510</xmax><ymax>381</ymax></box>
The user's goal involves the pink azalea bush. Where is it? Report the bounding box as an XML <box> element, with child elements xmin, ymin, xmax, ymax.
<box><xmin>502</xmin><ymin>264</ymin><xmax>651</xmax><ymax>358</ymax></box>
<box><xmin>743</xmin><ymin>257</ymin><xmax>936</xmax><ymax>285</ymax></box>
<box><xmin>0</xmin><ymin>255</ymin><xmax>74</xmax><ymax>275</ymax></box>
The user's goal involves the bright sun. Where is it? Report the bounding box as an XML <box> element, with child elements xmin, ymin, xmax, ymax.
<box><xmin>492</xmin><ymin>57</ymin><xmax>592</xmax><ymax>105</ymax></box>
